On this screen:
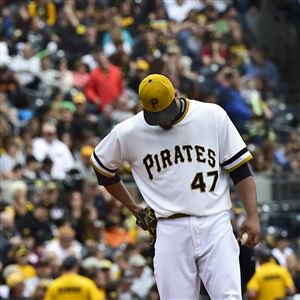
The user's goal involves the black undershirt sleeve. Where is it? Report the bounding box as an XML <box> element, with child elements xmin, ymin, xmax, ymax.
<box><xmin>229</xmin><ymin>163</ymin><xmax>252</xmax><ymax>185</ymax></box>
<box><xmin>92</xmin><ymin>169</ymin><xmax>121</xmax><ymax>186</ymax></box>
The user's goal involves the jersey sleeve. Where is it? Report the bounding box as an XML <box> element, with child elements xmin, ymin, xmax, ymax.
<box><xmin>219</xmin><ymin>110</ymin><xmax>252</xmax><ymax>172</ymax></box>
<box><xmin>90</xmin><ymin>126</ymin><xmax>125</xmax><ymax>178</ymax></box>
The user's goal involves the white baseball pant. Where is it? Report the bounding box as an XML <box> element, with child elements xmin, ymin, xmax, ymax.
<box><xmin>154</xmin><ymin>211</ymin><xmax>242</xmax><ymax>300</ymax></box>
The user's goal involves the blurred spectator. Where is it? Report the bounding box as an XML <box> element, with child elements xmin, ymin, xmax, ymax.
<box><xmin>128</xmin><ymin>254</ymin><xmax>155</xmax><ymax>299</ymax></box>
<box><xmin>163</xmin><ymin>0</ymin><xmax>203</xmax><ymax>23</ymax></box>
<box><xmin>10</xmin><ymin>244</ymin><xmax>37</xmax><ymax>280</ymax></box>
<box><xmin>9</xmin><ymin>43</ymin><xmax>41</xmax><ymax>90</ymax></box>
<box><xmin>38</xmin><ymin>157</ymin><xmax>53</xmax><ymax>181</ymax></box>
<box><xmin>56</xmin><ymin>57</ymin><xmax>74</xmax><ymax>93</ymax></box>
<box><xmin>72</xmin><ymin>60</ymin><xmax>90</xmax><ymax>89</ymax></box>
<box><xmin>217</xmin><ymin>69</ymin><xmax>253</xmax><ymax>132</ymax></box>
<box><xmin>40</xmin><ymin>181</ymin><xmax>63</xmax><ymax>221</ymax></box>
<box><xmin>65</xmin><ymin>191</ymin><xmax>83</xmax><ymax>239</ymax></box>
<box><xmin>80</xmin><ymin>206</ymin><xmax>102</xmax><ymax>246</ymax></box>
<box><xmin>242</xmin><ymin>48</ymin><xmax>281</xmax><ymax>96</ymax></box>
<box><xmin>102</xmin><ymin>15</ymin><xmax>133</xmax><ymax>57</ymax></box>
<box><xmin>0</xmin><ymin>137</ymin><xmax>25</xmax><ymax>180</ymax></box>
<box><xmin>32</xmin><ymin>122</ymin><xmax>75</xmax><ymax>179</ymax></box>
<box><xmin>43</xmin><ymin>225</ymin><xmax>82</xmax><ymax>264</ymax></box>
<box><xmin>104</xmin><ymin>218</ymin><xmax>133</xmax><ymax>252</ymax></box>
<box><xmin>16</xmin><ymin>203</ymin><xmax>53</xmax><ymax>247</ymax></box>
<box><xmin>27</xmin><ymin>0</ymin><xmax>57</xmax><ymax>26</ymax></box>
<box><xmin>271</xmin><ymin>232</ymin><xmax>295</xmax><ymax>267</ymax></box>
<box><xmin>74</xmin><ymin>145</ymin><xmax>94</xmax><ymax>178</ymax></box>
<box><xmin>0</xmin><ymin>65</ymin><xmax>26</xmax><ymax>108</ymax></box>
<box><xmin>0</xmin><ymin>211</ymin><xmax>18</xmax><ymax>266</ymax></box>
<box><xmin>111</xmin><ymin>94</ymin><xmax>135</xmax><ymax>123</ymax></box>
<box><xmin>5</xmin><ymin>271</ymin><xmax>29</xmax><ymax>300</ymax></box>
<box><xmin>247</xmin><ymin>246</ymin><xmax>295</xmax><ymax>300</ymax></box>
<box><xmin>27</xmin><ymin>16</ymin><xmax>50</xmax><ymax>53</ymax></box>
<box><xmin>22</xmin><ymin>155</ymin><xmax>39</xmax><ymax>182</ymax></box>
<box><xmin>31</xmin><ymin>279</ymin><xmax>51</xmax><ymax>300</ymax></box>
<box><xmin>38</xmin><ymin>56</ymin><xmax>60</xmax><ymax>95</ymax></box>
<box><xmin>44</xmin><ymin>256</ymin><xmax>99</xmax><ymax>300</ymax></box>
<box><xmin>5</xmin><ymin>181</ymin><xmax>33</xmax><ymax>222</ymax></box>
<box><xmin>286</xmin><ymin>253</ymin><xmax>300</xmax><ymax>294</ymax></box>
<box><xmin>131</xmin><ymin>27</ymin><xmax>166</xmax><ymax>62</ymax></box>
<box><xmin>85</xmin><ymin>50</ymin><xmax>124</xmax><ymax>111</ymax></box>
<box><xmin>201</xmin><ymin>37</ymin><xmax>227</xmax><ymax>67</ymax></box>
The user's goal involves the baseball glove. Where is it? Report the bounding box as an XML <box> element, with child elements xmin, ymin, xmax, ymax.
<box><xmin>136</xmin><ymin>207</ymin><xmax>157</xmax><ymax>238</ymax></box>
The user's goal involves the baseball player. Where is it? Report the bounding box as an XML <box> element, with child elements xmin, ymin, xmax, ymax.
<box><xmin>91</xmin><ymin>74</ymin><xmax>260</xmax><ymax>299</ymax></box>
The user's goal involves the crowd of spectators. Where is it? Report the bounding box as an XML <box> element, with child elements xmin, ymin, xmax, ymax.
<box><xmin>0</xmin><ymin>0</ymin><xmax>299</xmax><ymax>299</ymax></box>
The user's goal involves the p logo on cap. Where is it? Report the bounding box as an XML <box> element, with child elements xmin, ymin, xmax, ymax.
<box><xmin>139</xmin><ymin>74</ymin><xmax>177</xmax><ymax>125</ymax></box>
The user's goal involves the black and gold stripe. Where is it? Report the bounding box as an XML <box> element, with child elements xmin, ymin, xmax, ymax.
<box><xmin>221</xmin><ymin>147</ymin><xmax>248</xmax><ymax>167</ymax></box>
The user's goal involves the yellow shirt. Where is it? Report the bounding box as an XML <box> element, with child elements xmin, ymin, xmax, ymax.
<box><xmin>44</xmin><ymin>273</ymin><xmax>100</xmax><ymax>300</ymax></box>
<box><xmin>17</xmin><ymin>265</ymin><xmax>37</xmax><ymax>279</ymax></box>
<box><xmin>247</xmin><ymin>262</ymin><xmax>294</xmax><ymax>300</ymax></box>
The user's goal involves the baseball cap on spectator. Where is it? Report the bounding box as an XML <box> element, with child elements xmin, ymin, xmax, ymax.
<box><xmin>60</xmin><ymin>101</ymin><xmax>76</xmax><ymax>113</ymax></box>
<box><xmin>72</xmin><ymin>91</ymin><xmax>86</xmax><ymax>104</ymax></box>
<box><xmin>80</xmin><ymin>145</ymin><xmax>93</xmax><ymax>157</ymax></box>
<box><xmin>139</xmin><ymin>74</ymin><xmax>177</xmax><ymax>126</ymax></box>
<box><xmin>129</xmin><ymin>254</ymin><xmax>146</xmax><ymax>267</ymax></box>
<box><xmin>21</xmin><ymin>227</ymin><xmax>32</xmax><ymax>238</ymax></box>
<box><xmin>3</xmin><ymin>264</ymin><xmax>19</xmax><ymax>279</ymax></box>
<box><xmin>14</xmin><ymin>244</ymin><xmax>28</xmax><ymax>258</ymax></box>
<box><xmin>43</xmin><ymin>181</ymin><xmax>58</xmax><ymax>193</ymax></box>
<box><xmin>81</xmin><ymin>257</ymin><xmax>112</xmax><ymax>271</ymax></box>
<box><xmin>136</xmin><ymin>59</ymin><xmax>149</xmax><ymax>71</ymax></box>
<box><xmin>6</xmin><ymin>272</ymin><xmax>24</xmax><ymax>288</ymax></box>
<box><xmin>166</xmin><ymin>44</ymin><xmax>181</xmax><ymax>55</ymax></box>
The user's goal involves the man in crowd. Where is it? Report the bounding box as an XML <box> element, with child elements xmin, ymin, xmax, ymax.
<box><xmin>44</xmin><ymin>256</ymin><xmax>100</xmax><ymax>300</ymax></box>
<box><xmin>247</xmin><ymin>245</ymin><xmax>295</xmax><ymax>300</ymax></box>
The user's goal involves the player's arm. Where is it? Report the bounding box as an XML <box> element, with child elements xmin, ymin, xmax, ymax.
<box><xmin>103</xmin><ymin>180</ymin><xmax>143</xmax><ymax>217</ymax></box>
<box><xmin>223</xmin><ymin>155</ymin><xmax>260</xmax><ymax>247</ymax></box>
<box><xmin>234</xmin><ymin>172</ymin><xmax>260</xmax><ymax>247</ymax></box>
<box><xmin>218</xmin><ymin>108</ymin><xmax>260</xmax><ymax>248</ymax></box>
<box><xmin>91</xmin><ymin>128</ymin><xmax>145</xmax><ymax>218</ymax></box>
<box><xmin>90</xmin><ymin>162</ymin><xmax>143</xmax><ymax>217</ymax></box>
<box><xmin>90</xmin><ymin>152</ymin><xmax>143</xmax><ymax>217</ymax></box>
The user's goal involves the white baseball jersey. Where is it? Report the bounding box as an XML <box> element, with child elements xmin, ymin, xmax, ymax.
<box><xmin>91</xmin><ymin>99</ymin><xmax>252</xmax><ymax>218</ymax></box>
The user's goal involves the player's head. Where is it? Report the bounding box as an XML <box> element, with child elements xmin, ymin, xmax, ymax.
<box><xmin>139</xmin><ymin>74</ymin><xmax>178</xmax><ymax>126</ymax></box>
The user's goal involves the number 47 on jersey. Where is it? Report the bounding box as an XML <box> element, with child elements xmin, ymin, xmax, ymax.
<box><xmin>191</xmin><ymin>171</ymin><xmax>218</xmax><ymax>192</ymax></box>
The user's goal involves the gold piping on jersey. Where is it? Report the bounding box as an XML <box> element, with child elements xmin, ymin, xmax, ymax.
<box><xmin>174</xmin><ymin>99</ymin><xmax>190</xmax><ymax>124</ymax></box>
<box><xmin>90</xmin><ymin>157</ymin><xmax>114</xmax><ymax>178</ymax></box>
<box><xmin>228</xmin><ymin>155</ymin><xmax>253</xmax><ymax>172</ymax></box>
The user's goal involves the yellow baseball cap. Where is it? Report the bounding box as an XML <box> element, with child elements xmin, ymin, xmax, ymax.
<box><xmin>80</xmin><ymin>145</ymin><xmax>93</xmax><ymax>157</ymax></box>
<box><xmin>139</xmin><ymin>74</ymin><xmax>177</xmax><ymax>125</ymax></box>
<box><xmin>6</xmin><ymin>272</ymin><xmax>24</xmax><ymax>288</ymax></box>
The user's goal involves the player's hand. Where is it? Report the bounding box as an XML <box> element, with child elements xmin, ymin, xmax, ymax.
<box><xmin>135</xmin><ymin>207</ymin><xmax>157</xmax><ymax>237</ymax></box>
<box><xmin>237</xmin><ymin>215</ymin><xmax>260</xmax><ymax>248</ymax></box>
